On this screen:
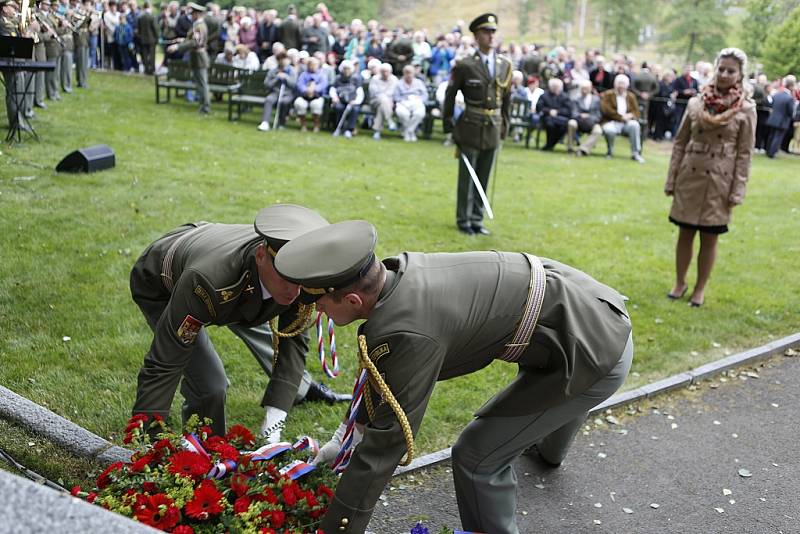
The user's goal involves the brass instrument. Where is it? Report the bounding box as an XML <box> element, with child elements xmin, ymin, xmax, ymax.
<box><xmin>33</xmin><ymin>11</ymin><xmax>65</xmax><ymax>47</ymax></box>
<box><xmin>52</xmin><ymin>11</ymin><xmax>78</xmax><ymax>32</ymax></box>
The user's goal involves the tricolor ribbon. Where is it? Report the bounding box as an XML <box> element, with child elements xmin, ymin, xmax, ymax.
<box><xmin>331</xmin><ymin>369</ymin><xmax>369</xmax><ymax>473</ymax></box>
<box><xmin>207</xmin><ymin>459</ymin><xmax>237</xmax><ymax>479</ymax></box>
<box><xmin>315</xmin><ymin>312</ymin><xmax>340</xmax><ymax>378</ymax></box>
<box><xmin>279</xmin><ymin>459</ymin><xmax>316</xmax><ymax>480</ymax></box>
<box><xmin>292</xmin><ymin>436</ymin><xmax>320</xmax><ymax>458</ymax></box>
<box><xmin>182</xmin><ymin>434</ymin><xmax>210</xmax><ymax>459</ymax></box>
<box><xmin>249</xmin><ymin>442</ymin><xmax>292</xmax><ymax>461</ymax></box>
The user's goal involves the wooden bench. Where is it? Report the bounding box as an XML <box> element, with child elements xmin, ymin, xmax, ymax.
<box><xmin>228</xmin><ymin>70</ymin><xmax>268</xmax><ymax>121</ymax></box>
<box><xmin>208</xmin><ymin>64</ymin><xmax>242</xmax><ymax>101</ymax></box>
<box><xmin>508</xmin><ymin>97</ymin><xmax>535</xmax><ymax>148</ymax></box>
<box><xmin>154</xmin><ymin>60</ymin><xmax>194</xmax><ymax>104</ymax></box>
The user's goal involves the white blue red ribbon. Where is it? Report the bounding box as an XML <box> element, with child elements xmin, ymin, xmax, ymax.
<box><xmin>182</xmin><ymin>434</ymin><xmax>210</xmax><ymax>459</ymax></box>
<box><xmin>316</xmin><ymin>312</ymin><xmax>340</xmax><ymax>378</ymax></box>
<box><xmin>207</xmin><ymin>459</ymin><xmax>237</xmax><ymax>479</ymax></box>
<box><xmin>279</xmin><ymin>459</ymin><xmax>316</xmax><ymax>480</ymax></box>
<box><xmin>249</xmin><ymin>442</ymin><xmax>292</xmax><ymax>461</ymax></box>
<box><xmin>292</xmin><ymin>436</ymin><xmax>320</xmax><ymax>458</ymax></box>
<box><xmin>332</xmin><ymin>369</ymin><xmax>368</xmax><ymax>473</ymax></box>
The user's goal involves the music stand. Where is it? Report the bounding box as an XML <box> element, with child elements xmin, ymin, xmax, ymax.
<box><xmin>0</xmin><ymin>36</ymin><xmax>36</xmax><ymax>143</ymax></box>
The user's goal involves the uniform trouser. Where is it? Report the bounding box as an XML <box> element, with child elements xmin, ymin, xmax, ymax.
<box><xmin>59</xmin><ymin>49</ymin><xmax>73</xmax><ymax>91</ymax></box>
<box><xmin>45</xmin><ymin>50</ymin><xmax>61</xmax><ymax>99</ymax></box>
<box><xmin>33</xmin><ymin>45</ymin><xmax>46</xmax><ymax>106</ymax></box>
<box><xmin>74</xmin><ymin>46</ymin><xmax>89</xmax><ymax>87</ymax></box>
<box><xmin>370</xmin><ymin>94</ymin><xmax>394</xmax><ymax>131</ymax></box>
<box><xmin>603</xmin><ymin>119</ymin><xmax>641</xmax><ymax>155</ymax></box>
<box><xmin>140</xmin><ymin>43</ymin><xmax>155</xmax><ymax>75</ymax></box>
<box><xmin>132</xmin><ymin>293</ymin><xmax>314</xmax><ymax>436</ymax></box>
<box><xmin>452</xmin><ymin>332</ymin><xmax>634</xmax><ymax>534</ymax></box>
<box><xmin>193</xmin><ymin>67</ymin><xmax>210</xmax><ymax>113</ymax></box>
<box><xmin>3</xmin><ymin>71</ymin><xmax>24</xmax><ymax>127</ymax></box>
<box><xmin>261</xmin><ymin>91</ymin><xmax>293</xmax><ymax>124</ymax></box>
<box><xmin>456</xmin><ymin>145</ymin><xmax>495</xmax><ymax>229</ymax></box>
<box><xmin>567</xmin><ymin>119</ymin><xmax>602</xmax><ymax>153</ymax></box>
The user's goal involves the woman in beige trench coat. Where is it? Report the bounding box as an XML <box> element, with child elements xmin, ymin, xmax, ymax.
<box><xmin>664</xmin><ymin>48</ymin><xmax>756</xmax><ymax>307</ymax></box>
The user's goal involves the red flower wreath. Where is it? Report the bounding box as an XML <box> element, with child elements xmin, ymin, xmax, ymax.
<box><xmin>133</xmin><ymin>493</ymin><xmax>180</xmax><ymax>531</ymax></box>
<box><xmin>167</xmin><ymin>451</ymin><xmax>212</xmax><ymax>479</ymax></box>
<box><xmin>184</xmin><ymin>479</ymin><xmax>224</xmax><ymax>520</ymax></box>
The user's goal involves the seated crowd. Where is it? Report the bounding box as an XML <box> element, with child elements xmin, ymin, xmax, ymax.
<box><xmin>139</xmin><ymin>1</ymin><xmax>800</xmax><ymax>153</ymax></box>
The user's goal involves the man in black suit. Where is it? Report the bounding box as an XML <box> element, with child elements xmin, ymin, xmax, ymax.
<box><xmin>671</xmin><ymin>64</ymin><xmax>699</xmax><ymax>135</ymax></box>
<box><xmin>765</xmin><ymin>75</ymin><xmax>797</xmax><ymax>159</ymax></box>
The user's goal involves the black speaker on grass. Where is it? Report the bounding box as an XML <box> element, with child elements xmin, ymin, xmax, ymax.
<box><xmin>56</xmin><ymin>144</ymin><xmax>116</xmax><ymax>173</ymax></box>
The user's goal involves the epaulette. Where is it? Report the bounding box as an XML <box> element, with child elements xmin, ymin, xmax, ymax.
<box><xmin>214</xmin><ymin>270</ymin><xmax>254</xmax><ymax>306</ymax></box>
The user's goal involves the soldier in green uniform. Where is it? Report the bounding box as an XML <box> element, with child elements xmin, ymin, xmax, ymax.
<box><xmin>167</xmin><ymin>1</ymin><xmax>208</xmax><ymax>114</ymax></box>
<box><xmin>129</xmin><ymin>205</ymin><xmax>350</xmax><ymax>441</ymax></box>
<box><xmin>0</xmin><ymin>0</ymin><xmax>31</xmax><ymax>131</ymax></box>
<box><xmin>54</xmin><ymin>2</ymin><xmax>72</xmax><ymax>93</ymax></box>
<box><xmin>29</xmin><ymin>1</ymin><xmax>47</xmax><ymax>109</ymax></box>
<box><xmin>135</xmin><ymin>0</ymin><xmax>158</xmax><ymax>75</ymax></box>
<box><xmin>39</xmin><ymin>0</ymin><xmax>61</xmax><ymax>101</ymax></box>
<box><xmin>274</xmin><ymin>220</ymin><xmax>634</xmax><ymax>534</ymax></box>
<box><xmin>443</xmin><ymin>13</ymin><xmax>512</xmax><ymax>236</ymax></box>
<box><xmin>71</xmin><ymin>0</ymin><xmax>90</xmax><ymax>88</ymax></box>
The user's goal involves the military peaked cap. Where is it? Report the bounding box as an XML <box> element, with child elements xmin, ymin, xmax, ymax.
<box><xmin>186</xmin><ymin>1</ymin><xmax>205</xmax><ymax>12</ymax></box>
<box><xmin>274</xmin><ymin>220</ymin><xmax>378</xmax><ymax>304</ymax></box>
<box><xmin>253</xmin><ymin>204</ymin><xmax>329</xmax><ymax>257</ymax></box>
<box><xmin>469</xmin><ymin>13</ymin><xmax>498</xmax><ymax>33</ymax></box>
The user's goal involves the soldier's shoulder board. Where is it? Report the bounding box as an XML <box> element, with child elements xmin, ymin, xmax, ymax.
<box><xmin>214</xmin><ymin>270</ymin><xmax>254</xmax><ymax>305</ymax></box>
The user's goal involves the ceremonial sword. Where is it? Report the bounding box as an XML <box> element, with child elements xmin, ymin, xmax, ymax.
<box><xmin>459</xmin><ymin>147</ymin><xmax>494</xmax><ymax>220</ymax></box>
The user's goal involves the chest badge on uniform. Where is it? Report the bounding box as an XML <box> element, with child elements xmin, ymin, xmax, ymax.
<box><xmin>176</xmin><ymin>314</ymin><xmax>204</xmax><ymax>345</ymax></box>
<box><xmin>220</xmin><ymin>289</ymin><xmax>234</xmax><ymax>303</ymax></box>
<box><xmin>244</xmin><ymin>284</ymin><xmax>255</xmax><ymax>295</ymax></box>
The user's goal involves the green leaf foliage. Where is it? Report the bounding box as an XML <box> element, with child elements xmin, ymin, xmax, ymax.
<box><xmin>761</xmin><ymin>3</ymin><xmax>800</xmax><ymax>77</ymax></box>
<box><xmin>659</xmin><ymin>0</ymin><xmax>730</xmax><ymax>63</ymax></box>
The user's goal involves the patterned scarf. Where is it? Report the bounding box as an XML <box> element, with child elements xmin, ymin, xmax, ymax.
<box><xmin>695</xmin><ymin>82</ymin><xmax>745</xmax><ymax>127</ymax></box>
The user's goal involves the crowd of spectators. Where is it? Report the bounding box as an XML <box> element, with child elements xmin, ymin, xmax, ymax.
<box><xmin>89</xmin><ymin>1</ymin><xmax>799</xmax><ymax>155</ymax></box>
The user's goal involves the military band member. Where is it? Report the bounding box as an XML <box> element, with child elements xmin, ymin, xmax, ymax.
<box><xmin>54</xmin><ymin>0</ymin><xmax>72</xmax><ymax>92</ymax></box>
<box><xmin>166</xmin><ymin>1</ymin><xmax>208</xmax><ymax>114</ymax></box>
<box><xmin>129</xmin><ymin>205</ymin><xmax>350</xmax><ymax>442</ymax></box>
<box><xmin>274</xmin><ymin>220</ymin><xmax>634</xmax><ymax>534</ymax></box>
<box><xmin>443</xmin><ymin>13</ymin><xmax>512</xmax><ymax>236</ymax></box>
<box><xmin>0</xmin><ymin>0</ymin><xmax>31</xmax><ymax>131</ymax></box>
<box><xmin>71</xmin><ymin>0</ymin><xmax>91</xmax><ymax>88</ymax></box>
<box><xmin>29</xmin><ymin>2</ymin><xmax>47</xmax><ymax>109</ymax></box>
<box><xmin>39</xmin><ymin>0</ymin><xmax>61</xmax><ymax>100</ymax></box>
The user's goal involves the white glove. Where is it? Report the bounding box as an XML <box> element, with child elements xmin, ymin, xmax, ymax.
<box><xmin>260</xmin><ymin>406</ymin><xmax>287</xmax><ymax>445</ymax></box>
<box><xmin>313</xmin><ymin>421</ymin><xmax>364</xmax><ymax>466</ymax></box>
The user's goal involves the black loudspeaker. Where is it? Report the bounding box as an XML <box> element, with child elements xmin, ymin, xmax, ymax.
<box><xmin>56</xmin><ymin>144</ymin><xmax>116</xmax><ymax>173</ymax></box>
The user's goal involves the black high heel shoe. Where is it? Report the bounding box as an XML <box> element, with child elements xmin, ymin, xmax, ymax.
<box><xmin>667</xmin><ymin>286</ymin><xmax>688</xmax><ymax>300</ymax></box>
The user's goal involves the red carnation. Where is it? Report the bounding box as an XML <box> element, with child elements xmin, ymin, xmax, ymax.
<box><xmin>184</xmin><ymin>480</ymin><xmax>224</xmax><ymax>520</ymax></box>
<box><xmin>281</xmin><ymin>485</ymin><xmax>297</xmax><ymax>507</ymax></box>
<box><xmin>172</xmin><ymin>526</ymin><xmax>194</xmax><ymax>534</ymax></box>
<box><xmin>259</xmin><ymin>529</ymin><xmax>277</xmax><ymax>534</ymax></box>
<box><xmin>153</xmin><ymin>438</ymin><xmax>176</xmax><ymax>453</ymax></box>
<box><xmin>306</xmin><ymin>492</ymin><xmax>319</xmax><ymax>507</ymax></box>
<box><xmin>86</xmin><ymin>492</ymin><xmax>97</xmax><ymax>503</ymax></box>
<box><xmin>168</xmin><ymin>451</ymin><xmax>211</xmax><ymax>479</ymax></box>
<box><xmin>317</xmin><ymin>484</ymin><xmax>334</xmax><ymax>499</ymax></box>
<box><xmin>133</xmin><ymin>493</ymin><xmax>180</xmax><ymax>531</ymax></box>
<box><xmin>225</xmin><ymin>424</ymin><xmax>256</xmax><ymax>447</ymax></box>
<box><xmin>233</xmin><ymin>495</ymin><xmax>252</xmax><ymax>515</ymax></box>
<box><xmin>229</xmin><ymin>473</ymin><xmax>250</xmax><ymax>497</ymax></box>
<box><xmin>127</xmin><ymin>413</ymin><xmax>149</xmax><ymax>425</ymax></box>
<box><xmin>130</xmin><ymin>452</ymin><xmax>155</xmax><ymax>473</ymax></box>
<box><xmin>70</xmin><ymin>486</ymin><xmax>81</xmax><ymax>497</ymax></box>
<box><xmin>268</xmin><ymin>510</ymin><xmax>285</xmax><ymax>528</ymax></box>
<box><xmin>142</xmin><ymin>482</ymin><xmax>158</xmax><ymax>494</ymax></box>
<box><xmin>96</xmin><ymin>461</ymin><xmax>125</xmax><ymax>489</ymax></box>
<box><xmin>198</xmin><ymin>425</ymin><xmax>214</xmax><ymax>439</ymax></box>
<box><xmin>204</xmin><ymin>436</ymin><xmax>240</xmax><ymax>462</ymax></box>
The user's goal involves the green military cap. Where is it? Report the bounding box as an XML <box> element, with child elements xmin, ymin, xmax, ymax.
<box><xmin>186</xmin><ymin>1</ymin><xmax>205</xmax><ymax>12</ymax></box>
<box><xmin>274</xmin><ymin>220</ymin><xmax>377</xmax><ymax>304</ymax></box>
<box><xmin>253</xmin><ymin>204</ymin><xmax>329</xmax><ymax>258</ymax></box>
<box><xmin>468</xmin><ymin>12</ymin><xmax>498</xmax><ymax>33</ymax></box>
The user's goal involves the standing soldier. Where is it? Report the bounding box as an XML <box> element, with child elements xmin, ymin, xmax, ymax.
<box><xmin>203</xmin><ymin>3</ymin><xmax>221</xmax><ymax>61</ymax></box>
<box><xmin>1</xmin><ymin>0</ymin><xmax>31</xmax><ymax>132</ymax></box>
<box><xmin>55</xmin><ymin>1</ymin><xmax>72</xmax><ymax>93</ymax></box>
<box><xmin>39</xmin><ymin>0</ymin><xmax>61</xmax><ymax>100</ymax></box>
<box><xmin>129</xmin><ymin>205</ymin><xmax>351</xmax><ymax>441</ymax></box>
<box><xmin>30</xmin><ymin>2</ymin><xmax>47</xmax><ymax>109</ymax></box>
<box><xmin>167</xmin><ymin>2</ymin><xmax>208</xmax><ymax>114</ymax></box>
<box><xmin>72</xmin><ymin>0</ymin><xmax>90</xmax><ymax>88</ymax></box>
<box><xmin>136</xmin><ymin>0</ymin><xmax>157</xmax><ymax>75</ymax></box>
<box><xmin>443</xmin><ymin>13</ymin><xmax>512</xmax><ymax>236</ymax></box>
<box><xmin>22</xmin><ymin>4</ymin><xmax>43</xmax><ymax>118</ymax></box>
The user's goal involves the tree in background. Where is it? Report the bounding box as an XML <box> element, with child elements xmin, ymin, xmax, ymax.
<box><xmin>545</xmin><ymin>0</ymin><xmax>576</xmax><ymax>46</ymax></box>
<box><xmin>593</xmin><ymin>0</ymin><xmax>650</xmax><ymax>52</ymax></box>
<box><xmin>741</xmin><ymin>0</ymin><xmax>800</xmax><ymax>63</ymax></box>
<box><xmin>761</xmin><ymin>3</ymin><xmax>800</xmax><ymax>78</ymax></box>
<box><xmin>660</xmin><ymin>0</ymin><xmax>729</xmax><ymax>63</ymax></box>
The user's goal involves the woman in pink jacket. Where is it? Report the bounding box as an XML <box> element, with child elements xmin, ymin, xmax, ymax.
<box><xmin>664</xmin><ymin>48</ymin><xmax>756</xmax><ymax>307</ymax></box>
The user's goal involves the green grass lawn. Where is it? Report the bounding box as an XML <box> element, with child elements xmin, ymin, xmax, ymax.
<box><xmin>1</xmin><ymin>71</ymin><xmax>798</xmax><ymax>458</ymax></box>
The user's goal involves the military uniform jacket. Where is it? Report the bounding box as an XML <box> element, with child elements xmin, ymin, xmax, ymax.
<box><xmin>0</xmin><ymin>15</ymin><xmax>18</xmax><ymax>37</ymax></box>
<box><xmin>129</xmin><ymin>223</ymin><xmax>309</xmax><ymax>410</ymax></box>
<box><xmin>322</xmin><ymin>252</ymin><xmax>632</xmax><ymax>533</ymax></box>
<box><xmin>177</xmin><ymin>18</ymin><xmax>209</xmax><ymax>69</ymax></box>
<box><xmin>443</xmin><ymin>51</ymin><xmax>512</xmax><ymax>151</ymax></box>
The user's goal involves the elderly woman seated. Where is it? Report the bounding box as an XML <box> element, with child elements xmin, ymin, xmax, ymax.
<box><xmin>369</xmin><ymin>62</ymin><xmax>398</xmax><ymax>140</ymax></box>
<box><xmin>392</xmin><ymin>64</ymin><xmax>428</xmax><ymax>142</ymax></box>
<box><xmin>232</xmin><ymin>44</ymin><xmax>260</xmax><ymax>72</ymax></box>
<box><xmin>329</xmin><ymin>60</ymin><xmax>364</xmax><ymax>138</ymax></box>
<box><xmin>293</xmin><ymin>56</ymin><xmax>328</xmax><ymax>132</ymax></box>
<box><xmin>258</xmin><ymin>52</ymin><xmax>297</xmax><ymax>132</ymax></box>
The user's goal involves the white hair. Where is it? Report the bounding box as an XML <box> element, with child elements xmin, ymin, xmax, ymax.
<box><xmin>614</xmin><ymin>74</ymin><xmax>629</xmax><ymax>88</ymax></box>
<box><xmin>548</xmin><ymin>78</ymin><xmax>563</xmax><ymax>91</ymax></box>
<box><xmin>339</xmin><ymin>59</ymin><xmax>354</xmax><ymax>73</ymax></box>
